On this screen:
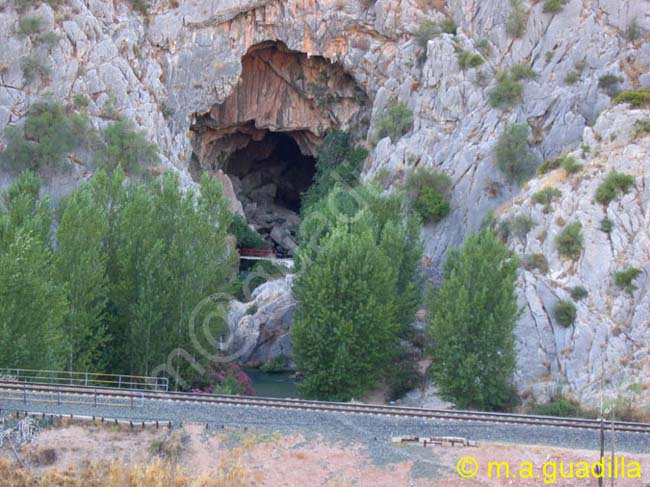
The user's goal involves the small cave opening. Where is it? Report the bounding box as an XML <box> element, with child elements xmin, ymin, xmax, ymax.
<box><xmin>189</xmin><ymin>40</ymin><xmax>369</xmax><ymax>256</ymax></box>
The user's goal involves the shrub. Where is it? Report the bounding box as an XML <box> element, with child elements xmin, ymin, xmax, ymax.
<box><xmin>555</xmin><ymin>222</ymin><xmax>583</xmax><ymax>260</ymax></box>
<box><xmin>537</xmin><ymin>157</ymin><xmax>562</xmax><ymax>176</ymax></box>
<box><xmin>633</xmin><ymin>119</ymin><xmax>650</xmax><ymax>139</ymax></box>
<box><xmin>614</xmin><ymin>267</ymin><xmax>642</xmax><ymax>294</ymax></box>
<box><xmin>193</xmin><ymin>359</ymin><xmax>255</xmax><ymax>396</ymax></box>
<box><xmin>375</xmin><ymin>102</ymin><xmax>414</xmax><ymax>142</ymax></box>
<box><xmin>570</xmin><ymin>286</ymin><xmax>588</xmax><ymax>300</ymax></box>
<box><xmin>613</xmin><ymin>88</ymin><xmax>650</xmax><ymax>109</ymax></box>
<box><xmin>260</xmin><ymin>355</ymin><xmax>289</xmax><ymax>373</ymax></box>
<box><xmin>506</xmin><ymin>0</ymin><xmax>528</xmax><ymax>38</ymax></box>
<box><xmin>554</xmin><ymin>300</ymin><xmax>576</xmax><ymax>327</ymax></box>
<box><xmin>509</xmin><ymin>63</ymin><xmax>537</xmax><ymax>81</ymax></box>
<box><xmin>564</xmin><ymin>71</ymin><xmax>579</xmax><ymax>84</ymax></box>
<box><xmin>414</xmin><ymin>18</ymin><xmax>456</xmax><ymax>50</ymax></box>
<box><xmin>20</xmin><ymin>54</ymin><xmax>50</xmax><ymax>83</ymax></box>
<box><xmin>0</xmin><ymin>101</ymin><xmax>88</xmax><ymax>172</ymax></box>
<box><xmin>17</xmin><ymin>15</ymin><xmax>43</xmax><ymax>37</ymax></box>
<box><xmin>13</xmin><ymin>0</ymin><xmax>65</xmax><ymax>12</ymax></box>
<box><xmin>300</xmin><ymin>130</ymin><xmax>366</xmax><ymax>212</ymax></box>
<box><xmin>543</xmin><ymin>0</ymin><xmax>566</xmax><ymax>14</ymax></box>
<box><xmin>561</xmin><ymin>156</ymin><xmax>582</xmax><ymax>174</ymax></box>
<box><xmin>625</xmin><ymin>17</ymin><xmax>641</xmax><ymax>42</ymax></box>
<box><xmin>95</xmin><ymin>120</ymin><xmax>159</xmax><ymax>173</ymax></box>
<box><xmin>128</xmin><ymin>0</ymin><xmax>150</xmax><ymax>15</ymax></box>
<box><xmin>405</xmin><ymin>167</ymin><xmax>452</xmax><ymax>223</ymax></box>
<box><xmin>522</xmin><ymin>253</ymin><xmax>549</xmax><ymax>273</ymax></box>
<box><xmin>230</xmin><ymin>214</ymin><xmax>266</xmax><ymax>249</ymax></box>
<box><xmin>598</xmin><ymin>74</ymin><xmax>623</xmax><ymax>97</ymax></box>
<box><xmin>509</xmin><ymin>214</ymin><xmax>535</xmax><ymax>239</ymax></box>
<box><xmin>494</xmin><ymin>123</ymin><xmax>537</xmax><ymax>183</ymax></box>
<box><xmin>39</xmin><ymin>31</ymin><xmax>59</xmax><ymax>48</ymax></box>
<box><xmin>73</xmin><ymin>94</ymin><xmax>90</xmax><ymax>108</ymax></box>
<box><xmin>600</xmin><ymin>217</ymin><xmax>613</xmax><ymax>233</ymax></box>
<box><xmin>457</xmin><ymin>49</ymin><xmax>484</xmax><ymax>70</ymax></box>
<box><xmin>595</xmin><ymin>171</ymin><xmax>635</xmax><ymax>205</ymax></box>
<box><xmin>474</xmin><ymin>38</ymin><xmax>490</xmax><ymax>57</ymax></box>
<box><xmin>489</xmin><ymin>73</ymin><xmax>523</xmax><ymax>107</ymax></box>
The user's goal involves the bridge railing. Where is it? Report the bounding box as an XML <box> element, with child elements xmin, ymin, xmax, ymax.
<box><xmin>0</xmin><ymin>368</ymin><xmax>168</xmax><ymax>392</ymax></box>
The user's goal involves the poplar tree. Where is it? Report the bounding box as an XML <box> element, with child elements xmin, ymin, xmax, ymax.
<box><xmin>427</xmin><ymin>229</ymin><xmax>520</xmax><ymax>410</ymax></box>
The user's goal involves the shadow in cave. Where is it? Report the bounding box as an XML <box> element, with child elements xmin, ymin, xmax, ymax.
<box><xmin>224</xmin><ymin>131</ymin><xmax>316</xmax><ymax>253</ymax></box>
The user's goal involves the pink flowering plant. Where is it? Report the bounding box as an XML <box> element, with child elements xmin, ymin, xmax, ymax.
<box><xmin>192</xmin><ymin>358</ymin><xmax>255</xmax><ymax>396</ymax></box>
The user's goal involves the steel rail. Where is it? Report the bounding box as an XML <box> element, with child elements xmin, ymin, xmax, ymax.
<box><xmin>2</xmin><ymin>381</ymin><xmax>649</xmax><ymax>434</ymax></box>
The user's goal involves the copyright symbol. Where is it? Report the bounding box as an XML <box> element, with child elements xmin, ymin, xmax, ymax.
<box><xmin>456</xmin><ymin>456</ymin><xmax>479</xmax><ymax>479</ymax></box>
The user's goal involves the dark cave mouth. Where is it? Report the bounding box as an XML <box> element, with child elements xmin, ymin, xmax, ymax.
<box><xmin>224</xmin><ymin>130</ymin><xmax>317</xmax><ymax>253</ymax></box>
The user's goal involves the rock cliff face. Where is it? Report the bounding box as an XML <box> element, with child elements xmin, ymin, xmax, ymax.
<box><xmin>0</xmin><ymin>0</ymin><xmax>649</xmax><ymax>405</ymax></box>
<box><xmin>498</xmin><ymin>104</ymin><xmax>650</xmax><ymax>409</ymax></box>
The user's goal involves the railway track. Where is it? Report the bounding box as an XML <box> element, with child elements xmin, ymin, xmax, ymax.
<box><xmin>2</xmin><ymin>381</ymin><xmax>650</xmax><ymax>435</ymax></box>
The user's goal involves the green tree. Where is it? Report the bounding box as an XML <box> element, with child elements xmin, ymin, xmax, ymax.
<box><xmin>427</xmin><ymin>229</ymin><xmax>520</xmax><ymax>410</ymax></box>
<box><xmin>95</xmin><ymin>120</ymin><xmax>159</xmax><ymax>174</ymax></box>
<box><xmin>106</xmin><ymin>172</ymin><xmax>235</xmax><ymax>378</ymax></box>
<box><xmin>301</xmin><ymin>130</ymin><xmax>367</xmax><ymax>213</ymax></box>
<box><xmin>0</xmin><ymin>102</ymin><xmax>89</xmax><ymax>172</ymax></box>
<box><xmin>55</xmin><ymin>186</ymin><xmax>110</xmax><ymax>371</ymax></box>
<box><xmin>292</xmin><ymin>217</ymin><xmax>400</xmax><ymax>400</ymax></box>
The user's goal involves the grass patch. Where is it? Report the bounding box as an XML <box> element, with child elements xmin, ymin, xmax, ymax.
<box><xmin>529</xmin><ymin>398</ymin><xmax>593</xmax><ymax>417</ymax></box>
<box><xmin>595</xmin><ymin>171</ymin><xmax>635</xmax><ymax>205</ymax></box>
<box><xmin>555</xmin><ymin>222</ymin><xmax>583</xmax><ymax>260</ymax></box>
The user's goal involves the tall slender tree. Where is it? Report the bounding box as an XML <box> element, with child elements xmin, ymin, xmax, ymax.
<box><xmin>427</xmin><ymin>229</ymin><xmax>520</xmax><ymax>410</ymax></box>
<box><xmin>55</xmin><ymin>186</ymin><xmax>110</xmax><ymax>371</ymax></box>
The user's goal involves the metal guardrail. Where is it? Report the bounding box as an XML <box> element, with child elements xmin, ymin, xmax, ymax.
<box><xmin>0</xmin><ymin>368</ymin><xmax>168</xmax><ymax>392</ymax></box>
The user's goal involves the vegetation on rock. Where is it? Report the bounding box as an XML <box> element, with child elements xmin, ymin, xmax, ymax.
<box><xmin>0</xmin><ymin>102</ymin><xmax>88</xmax><ymax>172</ymax></box>
<box><xmin>374</xmin><ymin>102</ymin><xmax>414</xmax><ymax>142</ymax></box>
<box><xmin>494</xmin><ymin>123</ymin><xmax>537</xmax><ymax>183</ymax></box>
<box><xmin>555</xmin><ymin>222</ymin><xmax>583</xmax><ymax>260</ymax></box>
<box><xmin>405</xmin><ymin>167</ymin><xmax>452</xmax><ymax>223</ymax></box>
<box><xmin>595</xmin><ymin>171</ymin><xmax>635</xmax><ymax>205</ymax></box>
<box><xmin>614</xmin><ymin>267</ymin><xmax>642</xmax><ymax>295</ymax></box>
<box><xmin>554</xmin><ymin>300</ymin><xmax>576</xmax><ymax>327</ymax></box>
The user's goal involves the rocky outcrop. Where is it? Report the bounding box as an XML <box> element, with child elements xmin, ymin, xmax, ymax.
<box><xmin>227</xmin><ymin>275</ymin><xmax>296</xmax><ymax>368</ymax></box>
<box><xmin>497</xmin><ymin>104</ymin><xmax>650</xmax><ymax>409</ymax></box>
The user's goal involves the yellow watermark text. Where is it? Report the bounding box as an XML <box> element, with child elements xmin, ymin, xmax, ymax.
<box><xmin>456</xmin><ymin>455</ymin><xmax>642</xmax><ymax>484</ymax></box>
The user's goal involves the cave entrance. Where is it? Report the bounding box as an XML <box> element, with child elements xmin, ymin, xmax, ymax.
<box><xmin>225</xmin><ymin>129</ymin><xmax>316</xmax><ymax>253</ymax></box>
<box><xmin>189</xmin><ymin>40</ymin><xmax>370</xmax><ymax>256</ymax></box>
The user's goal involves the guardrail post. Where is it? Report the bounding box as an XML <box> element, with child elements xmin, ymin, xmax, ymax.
<box><xmin>130</xmin><ymin>392</ymin><xmax>134</xmax><ymax>409</ymax></box>
<box><xmin>85</xmin><ymin>372</ymin><xmax>89</xmax><ymax>387</ymax></box>
<box><xmin>94</xmin><ymin>389</ymin><xmax>97</xmax><ymax>408</ymax></box>
<box><xmin>23</xmin><ymin>383</ymin><xmax>26</xmax><ymax>404</ymax></box>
